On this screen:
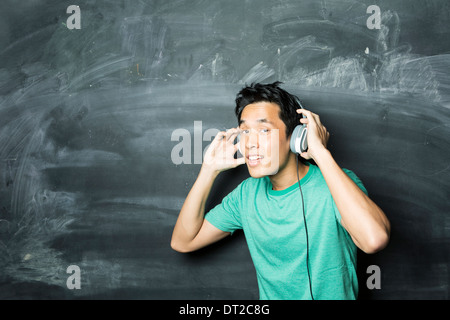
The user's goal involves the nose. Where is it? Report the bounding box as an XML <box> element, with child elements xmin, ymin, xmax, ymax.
<box><xmin>244</xmin><ymin>130</ymin><xmax>259</xmax><ymax>151</ymax></box>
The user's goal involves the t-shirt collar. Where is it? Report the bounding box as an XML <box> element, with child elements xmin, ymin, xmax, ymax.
<box><xmin>266</xmin><ymin>162</ymin><xmax>314</xmax><ymax>196</ymax></box>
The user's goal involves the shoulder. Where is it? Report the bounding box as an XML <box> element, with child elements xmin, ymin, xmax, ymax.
<box><xmin>342</xmin><ymin>168</ymin><xmax>368</xmax><ymax>195</ymax></box>
<box><xmin>310</xmin><ymin>162</ymin><xmax>362</xmax><ymax>183</ymax></box>
<box><xmin>308</xmin><ymin>164</ymin><xmax>368</xmax><ymax>195</ymax></box>
<box><xmin>342</xmin><ymin>168</ymin><xmax>358</xmax><ymax>177</ymax></box>
<box><xmin>341</xmin><ymin>168</ymin><xmax>363</xmax><ymax>183</ymax></box>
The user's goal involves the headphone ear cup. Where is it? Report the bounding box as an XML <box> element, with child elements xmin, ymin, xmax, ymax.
<box><xmin>292</xmin><ymin>98</ymin><xmax>308</xmax><ymax>154</ymax></box>
<box><xmin>290</xmin><ymin>125</ymin><xmax>308</xmax><ymax>154</ymax></box>
<box><xmin>300</xmin><ymin>126</ymin><xmax>308</xmax><ymax>153</ymax></box>
<box><xmin>290</xmin><ymin>126</ymin><xmax>300</xmax><ymax>154</ymax></box>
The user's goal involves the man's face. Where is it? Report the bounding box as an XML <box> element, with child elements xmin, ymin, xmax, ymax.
<box><xmin>238</xmin><ymin>101</ymin><xmax>291</xmax><ymax>178</ymax></box>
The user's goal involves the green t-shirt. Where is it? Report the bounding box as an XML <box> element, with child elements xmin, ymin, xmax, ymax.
<box><xmin>205</xmin><ymin>162</ymin><xmax>368</xmax><ymax>300</ymax></box>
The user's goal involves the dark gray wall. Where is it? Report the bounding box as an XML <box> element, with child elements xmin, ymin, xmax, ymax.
<box><xmin>0</xmin><ymin>0</ymin><xmax>449</xmax><ymax>299</ymax></box>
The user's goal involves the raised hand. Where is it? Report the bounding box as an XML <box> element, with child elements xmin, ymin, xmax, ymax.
<box><xmin>203</xmin><ymin>127</ymin><xmax>245</xmax><ymax>173</ymax></box>
<box><xmin>296</xmin><ymin>109</ymin><xmax>330</xmax><ymax>161</ymax></box>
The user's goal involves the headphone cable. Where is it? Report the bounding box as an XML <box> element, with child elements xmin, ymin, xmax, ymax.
<box><xmin>296</xmin><ymin>156</ymin><xmax>314</xmax><ymax>300</ymax></box>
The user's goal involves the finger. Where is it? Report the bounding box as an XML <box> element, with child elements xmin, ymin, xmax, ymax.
<box><xmin>228</xmin><ymin>130</ymin><xmax>240</xmax><ymax>141</ymax></box>
<box><xmin>297</xmin><ymin>109</ymin><xmax>325</xmax><ymax>132</ymax></box>
<box><xmin>216</xmin><ymin>130</ymin><xmax>227</xmax><ymax>138</ymax></box>
<box><xmin>296</xmin><ymin>109</ymin><xmax>317</xmax><ymax>125</ymax></box>
<box><xmin>209</xmin><ymin>131</ymin><xmax>227</xmax><ymax>149</ymax></box>
<box><xmin>300</xmin><ymin>151</ymin><xmax>311</xmax><ymax>160</ymax></box>
<box><xmin>225</xmin><ymin>128</ymin><xmax>240</xmax><ymax>141</ymax></box>
<box><xmin>296</xmin><ymin>108</ymin><xmax>313</xmax><ymax>116</ymax></box>
<box><xmin>218</xmin><ymin>130</ymin><xmax>238</xmax><ymax>144</ymax></box>
<box><xmin>312</xmin><ymin>113</ymin><xmax>322</xmax><ymax>125</ymax></box>
<box><xmin>297</xmin><ymin>110</ymin><xmax>317</xmax><ymax>130</ymax></box>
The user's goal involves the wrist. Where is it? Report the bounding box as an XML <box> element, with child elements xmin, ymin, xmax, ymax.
<box><xmin>199</xmin><ymin>164</ymin><xmax>220</xmax><ymax>180</ymax></box>
<box><xmin>311</xmin><ymin>147</ymin><xmax>332</xmax><ymax>165</ymax></box>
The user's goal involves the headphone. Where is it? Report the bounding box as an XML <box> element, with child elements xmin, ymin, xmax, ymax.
<box><xmin>290</xmin><ymin>98</ymin><xmax>308</xmax><ymax>154</ymax></box>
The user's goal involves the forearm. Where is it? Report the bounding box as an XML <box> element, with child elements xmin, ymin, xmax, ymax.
<box><xmin>171</xmin><ymin>128</ymin><xmax>244</xmax><ymax>252</ymax></box>
<box><xmin>313</xmin><ymin>148</ymin><xmax>390</xmax><ymax>253</ymax></box>
<box><xmin>171</xmin><ymin>166</ymin><xmax>219</xmax><ymax>247</ymax></box>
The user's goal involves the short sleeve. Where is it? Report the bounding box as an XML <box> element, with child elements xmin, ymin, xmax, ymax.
<box><xmin>205</xmin><ymin>182</ymin><xmax>244</xmax><ymax>234</ymax></box>
<box><xmin>343</xmin><ymin>169</ymin><xmax>368</xmax><ymax>195</ymax></box>
<box><xmin>334</xmin><ymin>169</ymin><xmax>369</xmax><ymax>223</ymax></box>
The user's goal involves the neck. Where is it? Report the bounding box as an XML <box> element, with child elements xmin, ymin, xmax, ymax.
<box><xmin>269</xmin><ymin>153</ymin><xmax>309</xmax><ymax>191</ymax></box>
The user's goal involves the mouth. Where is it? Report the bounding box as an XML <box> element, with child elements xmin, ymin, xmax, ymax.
<box><xmin>246</xmin><ymin>154</ymin><xmax>264</xmax><ymax>167</ymax></box>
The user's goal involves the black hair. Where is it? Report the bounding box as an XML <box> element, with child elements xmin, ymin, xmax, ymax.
<box><xmin>235</xmin><ymin>81</ymin><xmax>302</xmax><ymax>137</ymax></box>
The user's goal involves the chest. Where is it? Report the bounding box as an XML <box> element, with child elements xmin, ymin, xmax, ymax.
<box><xmin>241</xmin><ymin>185</ymin><xmax>337</xmax><ymax>250</ymax></box>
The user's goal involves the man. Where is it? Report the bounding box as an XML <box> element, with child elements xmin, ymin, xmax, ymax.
<box><xmin>171</xmin><ymin>82</ymin><xmax>390</xmax><ymax>300</ymax></box>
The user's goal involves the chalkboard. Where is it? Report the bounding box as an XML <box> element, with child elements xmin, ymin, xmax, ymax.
<box><xmin>0</xmin><ymin>0</ymin><xmax>449</xmax><ymax>300</ymax></box>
